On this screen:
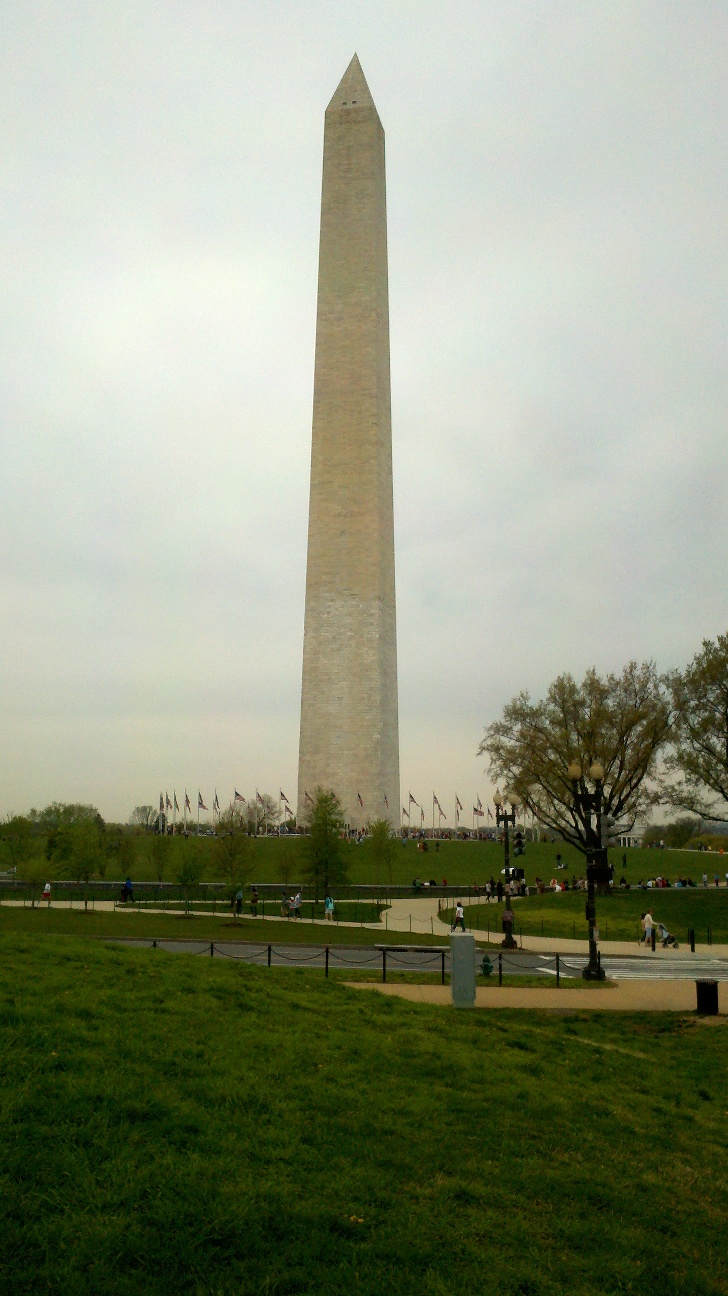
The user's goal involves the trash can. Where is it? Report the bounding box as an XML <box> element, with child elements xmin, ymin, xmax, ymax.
<box><xmin>695</xmin><ymin>980</ymin><xmax>719</xmax><ymax>1015</ymax></box>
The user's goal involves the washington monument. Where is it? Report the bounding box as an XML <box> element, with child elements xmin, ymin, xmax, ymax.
<box><xmin>297</xmin><ymin>55</ymin><xmax>400</xmax><ymax>832</ymax></box>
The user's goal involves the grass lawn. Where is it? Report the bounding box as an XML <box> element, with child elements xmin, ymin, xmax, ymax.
<box><xmin>11</xmin><ymin>833</ymin><xmax>728</xmax><ymax>890</ymax></box>
<box><xmin>0</xmin><ymin>934</ymin><xmax>726</xmax><ymax>1295</ymax></box>
<box><xmin>445</xmin><ymin>889</ymin><xmax>728</xmax><ymax>945</ymax></box>
<box><xmin>0</xmin><ymin>905</ymin><xmax>446</xmax><ymax>946</ymax></box>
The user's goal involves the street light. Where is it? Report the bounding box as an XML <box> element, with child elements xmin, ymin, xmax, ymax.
<box><xmin>568</xmin><ymin>761</ymin><xmax>608</xmax><ymax>981</ymax></box>
<box><xmin>494</xmin><ymin>789</ymin><xmax>519</xmax><ymax>948</ymax></box>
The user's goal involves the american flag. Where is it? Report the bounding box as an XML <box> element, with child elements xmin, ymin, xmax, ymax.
<box><xmin>198</xmin><ymin>792</ymin><xmax>208</xmax><ymax>811</ymax></box>
<box><xmin>402</xmin><ymin>804</ymin><xmax>409</xmax><ymax>819</ymax></box>
<box><xmin>165</xmin><ymin>793</ymin><xmax>172</xmax><ymax>811</ymax></box>
<box><xmin>384</xmin><ymin>795</ymin><xmax>389</xmax><ymax>809</ymax></box>
<box><xmin>213</xmin><ymin>791</ymin><xmax>219</xmax><ymax>812</ymax></box>
<box><xmin>256</xmin><ymin>791</ymin><xmax>265</xmax><ymax>806</ymax></box>
<box><xmin>408</xmin><ymin>791</ymin><xmax>419</xmax><ymax>807</ymax></box>
<box><xmin>280</xmin><ymin>790</ymin><xmax>289</xmax><ymax>803</ymax></box>
<box><xmin>184</xmin><ymin>791</ymin><xmax>191</xmax><ymax>812</ymax></box>
<box><xmin>456</xmin><ymin>796</ymin><xmax>463</xmax><ymax>812</ymax></box>
<box><xmin>174</xmin><ymin>792</ymin><xmax>179</xmax><ymax>812</ymax></box>
<box><xmin>304</xmin><ymin>791</ymin><xmax>313</xmax><ymax>805</ymax></box>
<box><xmin>159</xmin><ymin>793</ymin><xmax>164</xmax><ymax>813</ymax></box>
<box><xmin>357</xmin><ymin>792</ymin><xmax>364</xmax><ymax>808</ymax></box>
<box><xmin>234</xmin><ymin>790</ymin><xmax>245</xmax><ymax>803</ymax></box>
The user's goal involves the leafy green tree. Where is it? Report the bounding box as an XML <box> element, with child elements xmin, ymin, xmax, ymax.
<box><xmin>172</xmin><ymin>838</ymin><xmax>205</xmax><ymax>914</ymax></box>
<box><xmin>149</xmin><ymin>834</ymin><xmax>170</xmax><ymax>884</ymax></box>
<box><xmin>214</xmin><ymin>810</ymin><xmax>255</xmax><ymax>915</ymax></box>
<box><xmin>1</xmin><ymin>816</ymin><xmax>47</xmax><ymax>903</ymax></box>
<box><xmin>277</xmin><ymin>843</ymin><xmax>297</xmax><ymax>890</ymax></box>
<box><xmin>301</xmin><ymin>788</ymin><xmax>349</xmax><ymax>897</ymax></box>
<box><xmin>51</xmin><ymin>820</ymin><xmax>104</xmax><ymax>910</ymax></box>
<box><xmin>1</xmin><ymin>815</ymin><xmax>35</xmax><ymax>876</ymax></box>
<box><xmin>479</xmin><ymin>662</ymin><xmax>671</xmax><ymax>856</ymax></box>
<box><xmin>29</xmin><ymin>802</ymin><xmax>104</xmax><ymax>833</ymax></box>
<box><xmin>642</xmin><ymin>817</ymin><xmax>701</xmax><ymax>849</ymax></box>
<box><xmin>663</xmin><ymin>632</ymin><xmax>728</xmax><ymax>823</ymax></box>
<box><xmin>367</xmin><ymin>819</ymin><xmax>397</xmax><ymax>885</ymax></box>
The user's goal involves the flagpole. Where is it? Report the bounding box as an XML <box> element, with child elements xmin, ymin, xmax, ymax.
<box><xmin>197</xmin><ymin>795</ymin><xmax>200</xmax><ymax>835</ymax></box>
<box><xmin>432</xmin><ymin>794</ymin><xmax>435</xmax><ymax>838</ymax></box>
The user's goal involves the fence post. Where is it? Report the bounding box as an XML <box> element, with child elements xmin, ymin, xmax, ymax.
<box><xmin>210</xmin><ymin>943</ymin><xmax>214</xmax><ymax>957</ymax></box>
<box><xmin>267</xmin><ymin>944</ymin><xmax>272</xmax><ymax>967</ymax></box>
<box><xmin>556</xmin><ymin>953</ymin><xmax>560</xmax><ymax>987</ymax></box>
<box><xmin>325</xmin><ymin>946</ymin><xmax>329</xmax><ymax>978</ymax></box>
<box><xmin>153</xmin><ymin>939</ymin><xmax>157</xmax><ymax>950</ymax></box>
<box><xmin>689</xmin><ymin>928</ymin><xmax>695</xmax><ymax>953</ymax></box>
<box><xmin>498</xmin><ymin>952</ymin><xmax>502</xmax><ymax>986</ymax></box>
<box><xmin>382</xmin><ymin>949</ymin><xmax>387</xmax><ymax>983</ymax></box>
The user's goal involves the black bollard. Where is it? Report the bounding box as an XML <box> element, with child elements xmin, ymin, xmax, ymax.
<box><xmin>267</xmin><ymin>944</ymin><xmax>272</xmax><ymax>967</ymax></box>
<box><xmin>651</xmin><ymin>927</ymin><xmax>656</xmax><ymax>952</ymax></box>
<box><xmin>689</xmin><ymin>928</ymin><xmax>695</xmax><ymax>953</ymax></box>
<box><xmin>498</xmin><ymin>952</ymin><xmax>502</xmax><ymax>986</ymax></box>
<box><xmin>325</xmin><ymin>946</ymin><xmax>329</xmax><ymax>978</ymax></box>
<box><xmin>382</xmin><ymin>950</ymin><xmax>387</xmax><ymax>983</ymax></box>
<box><xmin>210</xmin><ymin>943</ymin><xmax>214</xmax><ymax>957</ymax></box>
<box><xmin>556</xmin><ymin>953</ymin><xmax>560</xmax><ymax>987</ymax></box>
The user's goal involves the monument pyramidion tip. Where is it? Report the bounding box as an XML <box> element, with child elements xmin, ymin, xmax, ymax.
<box><xmin>326</xmin><ymin>53</ymin><xmax>377</xmax><ymax>114</ymax></box>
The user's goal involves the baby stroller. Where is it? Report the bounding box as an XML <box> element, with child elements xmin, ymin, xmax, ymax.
<box><xmin>658</xmin><ymin>923</ymin><xmax>679</xmax><ymax>949</ymax></box>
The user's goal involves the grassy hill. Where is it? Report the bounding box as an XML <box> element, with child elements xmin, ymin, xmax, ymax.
<box><xmin>10</xmin><ymin>832</ymin><xmax>728</xmax><ymax>890</ymax></box>
<box><xmin>1</xmin><ymin>933</ymin><xmax>727</xmax><ymax>1295</ymax></box>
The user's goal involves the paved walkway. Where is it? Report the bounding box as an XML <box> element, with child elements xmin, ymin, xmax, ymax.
<box><xmin>347</xmin><ymin>979</ymin><xmax>728</xmax><ymax>1013</ymax></box>
<box><xmin>7</xmin><ymin>895</ymin><xmax>728</xmax><ymax>961</ymax></box>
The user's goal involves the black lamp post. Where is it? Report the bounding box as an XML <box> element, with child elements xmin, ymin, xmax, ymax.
<box><xmin>494</xmin><ymin>789</ymin><xmax>519</xmax><ymax>948</ymax></box>
<box><xmin>568</xmin><ymin>761</ymin><xmax>607</xmax><ymax>981</ymax></box>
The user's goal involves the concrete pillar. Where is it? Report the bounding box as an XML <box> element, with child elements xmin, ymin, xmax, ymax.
<box><xmin>450</xmin><ymin>932</ymin><xmax>476</xmax><ymax>1008</ymax></box>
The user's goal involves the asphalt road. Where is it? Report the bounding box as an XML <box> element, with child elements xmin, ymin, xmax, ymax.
<box><xmin>111</xmin><ymin>939</ymin><xmax>728</xmax><ymax>980</ymax></box>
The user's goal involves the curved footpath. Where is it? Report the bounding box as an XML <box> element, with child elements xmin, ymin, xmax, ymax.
<box><xmin>347</xmin><ymin>980</ymin><xmax>728</xmax><ymax>1013</ymax></box>
<box><xmin>8</xmin><ymin>894</ymin><xmax>728</xmax><ymax>961</ymax></box>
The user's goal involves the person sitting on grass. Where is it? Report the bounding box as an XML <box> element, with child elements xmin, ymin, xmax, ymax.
<box><xmin>451</xmin><ymin>901</ymin><xmax>466</xmax><ymax>933</ymax></box>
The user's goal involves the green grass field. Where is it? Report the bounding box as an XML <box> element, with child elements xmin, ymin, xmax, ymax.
<box><xmin>445</xmin><ymin>889</ymin><xmax>728</xmax><ymax>945</ymax></box>
<box><xmin>0</xmin><ymin>933</ymin><xmax>726</xmax><ymax>1295</ymax></box>
<box><xmin>0</xmin><ymin>905</ymin><xmax>446</xmax><ymax>946</ymax></box>
<box><xmin>9</xmin><ymin>832</ymin><xmax>728</xmax><ymax>890</ymax></box>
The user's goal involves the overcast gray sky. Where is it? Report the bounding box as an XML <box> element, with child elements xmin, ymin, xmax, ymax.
<box><xmin>2</xmin><ymin>1</ymin><xmax>726</xmax><ymax>824</ymax></box>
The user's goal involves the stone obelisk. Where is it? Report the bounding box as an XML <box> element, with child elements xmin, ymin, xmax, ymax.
<box><xmin>297</xmin><ymin>55</ymin><xmax>400</xmax><ymax>832</ymax></box>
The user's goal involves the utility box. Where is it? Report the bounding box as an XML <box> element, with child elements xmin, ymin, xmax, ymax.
<box><xmin>696</xmin><ymin>980</ymin><xmax>719</xmax><ymax>1015</ymax></box>
<box><xmin>450</xmin><ymin>932</ymin><xmax>476</xmax><ymax>1008</ymax></box>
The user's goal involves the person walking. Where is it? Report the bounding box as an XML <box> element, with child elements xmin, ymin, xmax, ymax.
<box><xmin>293</xmin><ymin>891</ymin><xmax>302</xmax><ymax>920</ymax></box>
<box><xmin>235</xmin><ymin>889</ymin><xmax>243</xmax><ymax>917</ymax></box>
<box><xmin>324</xmin><ymin>894</ymin><xmax>334</xmax><ymax>921</ymax></box>
<box><xmin>644</xmin><ymin>909</ymin><xmax>655</xmax><ymax>946</ymax></box>
<box><xmin>42</xmin><ymin>882</ymin><xmax>51</xmax><ymax>906</ymax></box>
<box><xmin>250</xmin><ymin>888</ymin><xmax>259</xmax><ymax>917</ymax></box>
<box><xmin>452</xmin><ymin>901</ymin><xmax>466</xmax><ymax>932</ymax></box>
<box><xmin>496</xmin><ymin>879</ymin><xmax>503</xmax><ymax>903</ymax></box>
